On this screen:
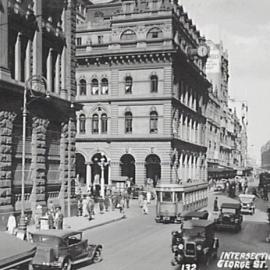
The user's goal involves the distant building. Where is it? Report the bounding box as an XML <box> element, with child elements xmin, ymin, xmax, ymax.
<box><xmin>75</xmin><ymin>0</ymin><xmax>210</xmax><ymax>200</ymax></box>
<box><xmin>0</xmin><ymin>0</ymin><xmax>78</xmax><ymax>228</ymax></box>
<box><xmin>206</xmin><ymin>41</ymin><xmax>248</xmax><ymax>178</ymax></box>
<box><xmin>261</xmin><ymin>142</ymin><xmax>270</xmax><ymax>171</ymax></box>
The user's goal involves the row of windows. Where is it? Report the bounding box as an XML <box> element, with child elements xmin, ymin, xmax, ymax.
<box><xmin>77</xmin><ymin>75</ymin><xmax>158</xmax><ymax>96</ymax></box>
<box><xmin>78</xmin><ymin>111</ymin><xmax>158</xmax><ymax>134</ymax></box>
<box><xmin>76</xmin><ymin>28</ymin><xmax>163</xmax><ymax>46</ymax></box>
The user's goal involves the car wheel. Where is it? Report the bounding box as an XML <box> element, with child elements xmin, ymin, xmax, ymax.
<box><xmin>62</xmin><ymin>258</ymin><xmax>72</xmax><ymax>270</ymax></box>
<box><xmin>93</xmin><ymin>248</ymin><xmax>102</xmax><ymax>263</ymax></box>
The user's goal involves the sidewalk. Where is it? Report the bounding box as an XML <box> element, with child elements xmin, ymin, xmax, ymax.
<box><xmin>27</xmin><ymin>200</ymin><xmax>139</xmax><ymax>233</ymax></box>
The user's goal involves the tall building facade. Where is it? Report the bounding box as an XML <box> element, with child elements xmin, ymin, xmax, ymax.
<box><xmin>261</xmin><ymin>142</ymin><xmax>270</xmax><ymax>171</ymax></box>
<box><xmin>0</xmin><ymin>0</ymin><xmax>77</xmax><ymax>228</ymax></box>
<box><xmin>206</xmin><ymin>41</ymin><xmax>248</xmax><ymax>178</ymax></box>
<box><xmin>75</xmin><ymin>0</ymin><xmax>210</xmax><ymax>194</ymax></box>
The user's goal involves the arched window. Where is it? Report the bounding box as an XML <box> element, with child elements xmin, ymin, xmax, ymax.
<box><xmin>91</xmin><ymin>79</ymin><xmax>99</xmax><ymax>95</ymax></box>
<box><xmin>79</xmin><ymin>114</ymin><xmax>86</xmax><ymax>133</ymax></box>
<box><xmin>125</xmin><ymin>111</ymin><xmax>132</xmax><ymax>133</ymax></box>
<box><xmin>79</xmin><ymin>79</ymin><xmax>86</xmax><ymax>95</ymax></box>
<box><xmin>147</xmin><ymin>28</ymin><xmax>163</xmax><ymax>39</ymax></box>
<box><xmin>125</xmin><ymin>76</ymin><xmax>133</xmax><ymax>94</ymax></box>
<box><xmin>92</xmin><ymin>114</ymin><xmax>99</xmax><ymax>133</ymax></box>
<box><xmin>121</xmin><ymin>30</ymin><xmax>136</xmax><ymax>41</ymax></box>
<box><xmin>150</xmin><ymin>111</ymin><xmax>158</xmax><ymax>133</ymax></box>
<box><xmin>101</xmin><ymin>113</ymin><xmax>108</xmax><ymax>133</ymax></box>
<box><xmin>150</xmin><ymin>75</ymin><xmax>158</xmax><ymax>93</ymax></box>
<box><xmin>101</xmin><ymin>78</ymin><xmax>108</xmax><ymax>95</ymax></box>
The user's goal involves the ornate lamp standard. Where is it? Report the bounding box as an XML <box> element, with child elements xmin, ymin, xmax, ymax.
<box><xmin>98</xmin><ymin>153</ymin><xmax>110</xmax><ymax>198</ymax></box>
<box><xmin>17</xmin><ymin>75</ymin><xmax>49</xmax><ymax>237</ymax></box>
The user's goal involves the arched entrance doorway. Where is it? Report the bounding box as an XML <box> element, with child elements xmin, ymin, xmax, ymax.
<box><xmin>75</xmin><ymin>153</ymin><xmax>86</xmax><ymax>185</ymax></box>
<box><xmin>120</xmin><ymin>154</ymin><xmax>135</xmax><ymax>184</ymax></box>
<box><xmin>145</xmin><ymin>154</ymin><xmax>161</xmax><ymax>187</ymax></box>
<box><xmin>91</xmin><ymin>153</ymin><xmax>109</xmax><ymax>186</ymax></box>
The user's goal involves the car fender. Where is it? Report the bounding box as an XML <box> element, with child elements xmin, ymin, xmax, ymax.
<box><xmin>88</xmin><ymin>244</ymin><xmax>102</xmax><ymax>259</ymax></box>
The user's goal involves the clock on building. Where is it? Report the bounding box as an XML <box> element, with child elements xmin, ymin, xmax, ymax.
<box><xmin>197</xmin><ymin>44</ymin><xmax>209</xmax><ymax>58</ymax></box>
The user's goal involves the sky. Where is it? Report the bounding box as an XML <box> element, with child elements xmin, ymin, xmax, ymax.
<box><xmin>180</xmin><ymin>0</ymin><xmax>270</xmax><ymax>164</ymax></box>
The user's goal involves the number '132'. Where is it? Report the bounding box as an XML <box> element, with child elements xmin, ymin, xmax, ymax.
<box><xmin>181</xmin><ymin>264</ymin><xmax>197</xmax><ymax>270</ymax></box>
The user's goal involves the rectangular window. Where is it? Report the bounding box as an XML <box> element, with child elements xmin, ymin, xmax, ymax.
<box><xmin>97</xmin><ymin>35</ymin><xmax>103</xmax><ymax>44</ymax></box>
<box><xmin>76</xmin><ymin>37</ymin><xmax>82</xmax><ymax>46</ymax></box>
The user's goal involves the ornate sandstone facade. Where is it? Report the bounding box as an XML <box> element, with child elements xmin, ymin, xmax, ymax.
<box><xmin>75</xmin><ymin>0</ymin><xmax>210</xmax><ymax>198</ymax></box>
<box><xmin>0</xmin><ymin>0</ymin><xmax>78</xmax><ymax>228</ymax></box>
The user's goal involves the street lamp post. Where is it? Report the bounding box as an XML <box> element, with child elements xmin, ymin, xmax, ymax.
<box><xmin>17</xmin><ymin>75</ymin><xmax>48</xmax><ymax>237</ymax></box>
<box><xmin>98</xmin><ymin>154</ymin><xmax>110</xmax><ymax>198</ymax></box>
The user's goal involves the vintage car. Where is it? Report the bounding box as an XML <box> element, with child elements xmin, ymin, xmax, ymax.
<box><xmin>215</xmin><ymin>203</ymin><xmax>243</xmax><ymax>232</ymax></box>
<box><xmin>29</xmin><ymin>230</ymin><xmax>102</xmax><ymax>270</ymax></box>
<box><xmin>0</xmin><ymin>231</ymin><xmax>36</xmax><ymax>270</ymax></box>
<box><xmin>239</xmin><ymin>194</ymin><xmax>256</xmax><ymax>215</ymax></box>
<box><xmin>183</xmin><ymin>210</ymin><xmax>209</xmax><ymax>221</ymax></box>
<box><xmin>213</xmin><ymin>180</ymin><xmax>226</xmax><ymax>192</ymax></box>
<box><xmin>171</xmin><ymin>220</ymin><xmax>219</xmax><ymax>266</ymax></box>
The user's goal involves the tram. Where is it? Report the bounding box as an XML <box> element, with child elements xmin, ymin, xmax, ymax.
<box><xmin>155</xmin><ymin>182</ymin><xmax>208</xmax><ymax>223</ymax></box>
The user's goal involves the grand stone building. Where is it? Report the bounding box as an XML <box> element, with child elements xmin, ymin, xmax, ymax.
<box><xmin>0</xmin><ymin>0</ymin><xmax>77</xmax><ymax>228</ymax></box>
<box><xmin>75</xmin><ymin>0</ymin><xmax>210</xmax><ymax>194</ymax></box>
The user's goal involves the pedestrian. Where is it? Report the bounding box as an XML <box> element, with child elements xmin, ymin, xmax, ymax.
<box><xmin>47</xmin><ymin>210</ymin><xmax>55</xmax><ymax>229</ymax></box>
<box><xmin>99</xmin><ymin>196</ymin><xmax>105</xmax><ymax>214</ymax></box>
<box><xmin>77</xmin><ymin>197</ymin><xmax>83</xmax><ymax>216</ymax></box>
<box><xmin>213</xmin><ymin>197</ymin><xmax>219</xmax><ymax>212</ymax></box>
<box><xmin>111</xmin><ymin>193</ymin><xmax>116</xmax><ymax>211</ymax></box>
<box><xmin>7</xmin><ymin>214</ymin><xmax>16</xmax><ymax>235</ymax></box>
<box><xmin>104</xmin><ymin>194</ymin><xmax>110</xmax><ymax>211</ymax></box>
<box><xmin>146</xmin><ymin>191</ymin><xmax>151</xmax><ymax>204</ymax></box>
<box><xmin>119</xmin><ymin>196</ymin><xmax>125</xmax><ymax>215</ymax></box>
<box><xmin>47</xmin><ymin>200</ymin><xmax>55</xmax><ymax>216</ymax></box>
<box><xmin>82</xmin><ymin>195</ymin><xmax>88</xmax><ymax>217</ymax></box>
<box><xmin>138</xmin><ymin>191</ymin><xmax>144</xmax><ymax>208</ymax></box>
<box><xmin>54</xmin><ymin>206</ymin><xmax>64</xmax><ymax>230</ymax></box>
<box><xmin>124</xmin><ymin>189</ymin><xmax>130</xmax><ymax>208</ymax></box>
<box><xmin>87</xmin><ymin>196</ymin><xmax>95</xmax><ymax>220</ymax></box>
<box><xmin>142</xmin><ymin>196</ymin><xmax>148</xmax><ymax>215</ymax></box>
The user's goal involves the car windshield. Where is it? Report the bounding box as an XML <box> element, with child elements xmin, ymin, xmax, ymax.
<box><xmin>222</xmin><ymin>208</ymin><xmax>236</xmax><ymax>214</ymax></box>
<box><xmin>32</xmin><ymin>235</ymin><xmax>60</xmax><ymax>246</ymax></box>
<box><xmin>183</xmin><ymin>228</ymin><xmax>205</xmax><ymax>238</ymax></box>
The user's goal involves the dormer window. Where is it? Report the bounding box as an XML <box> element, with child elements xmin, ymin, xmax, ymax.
<box><xmin>121</xmin><ymin>30</ymin><xmax>136</xmax><ymax>41</ymax></box>
<box><xmin>147</xmin><ymin>28</ymin><xmax>163</xmax><ymax>39</ymax></box>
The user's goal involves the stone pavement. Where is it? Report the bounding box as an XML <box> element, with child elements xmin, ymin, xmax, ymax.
<box><xmin>27</xmin><ymin>199</ymin><xmax>140</xmax><ymax>233</ymax></box>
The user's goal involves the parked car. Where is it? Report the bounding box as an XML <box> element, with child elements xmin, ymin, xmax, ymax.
<box><xmin>215</xmin><ymin>203</ymin><xmax>242</xmax><ymax>232</ymax></box>
<box><xmin>0</xmin><ymin>231</ymin><xmax>36</xmax><ymax>270</ymax></box>
<box><xmin>171</xmin><ymin>220</ymin><xmax>219</xmax><ymax>266</ymax></box>
<box><xmin>213</xmin><ymin>180</ymin><xmax>226</xmax><ymax>192</ymax></box>
<box><xmin>29</xmin><ymin>230</ymin><xmax>102</xmax><ymax>270</ymax></box>
<box><xmin>239</xmin><ymin>194</ymin><xmax>256</xmax><ymax>215</ymax></box>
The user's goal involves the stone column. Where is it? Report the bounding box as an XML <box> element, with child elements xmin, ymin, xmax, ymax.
<box><xmin>30</xmin><ymin>117</ymin><xmax>49</xmax><ymax>215</ymax></box>
<box><xmin>24</xmin><ymin>40</ymin><xmax>32</xmax><ymax>81</ymax></box>
<box><xmin>46</xmin><ymin>48</ymin><xmax>53</xmax><ymax>92</ymax></box>
<box><xmin>178</xmin><ymin>153</ymin><xmax>183</xmax><ymax>182</ymax></box>
<box><xmin>188</xmin><ymin>155</ymin><xmax>192</xmax><ymax>181</ymax></box>
<box><xmin>0</xmin><ymin>0</ymin><xmax>11</xmax><ymax>80</ymax></box>
<box><xmin>187</xmin><ymin>117</ymin><xmax>190</xmax><ymax>141</ymax></box>
<box><xmin>33</xmin><ymin>0</ymin><xmax>42</xmax><ymax>76</ymax></box>
<box><xmin>54</xmin><ymin>53</ymin><xmax>60</xmax><ymax>94</ymax></box>
<box><xmin>183</xmin><ymin>154</ymin><xmax>187</xmax><ymax>182</ymax></box>
<box><xmin>108</xmin><ymin>162</ymin><xmax>111</xmax><ymax>186</ymax></box>
<box><xmin>0</xmin><ymin>111</ymin><xmax>16</xmax><ymax>215</ymax></box>
<box><xmin>15</xmin><ymin>32</ymin><xmax>22</xmax><ymax>81</ymax></box>
<box><xmin>86</xmin><ymin>163</ymin><xmax>91</xmax><ymax>190</ymax></box>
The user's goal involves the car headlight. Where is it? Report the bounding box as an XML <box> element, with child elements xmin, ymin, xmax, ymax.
<box><xmin>196</xmin><ymin>245</ymin><xmax>202</xmax><ymax>251</ymax></box>
<box><xmin>178</xmin><ymin>243</ymin><xmax>184</xmax><ymax>249</ymax></box>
